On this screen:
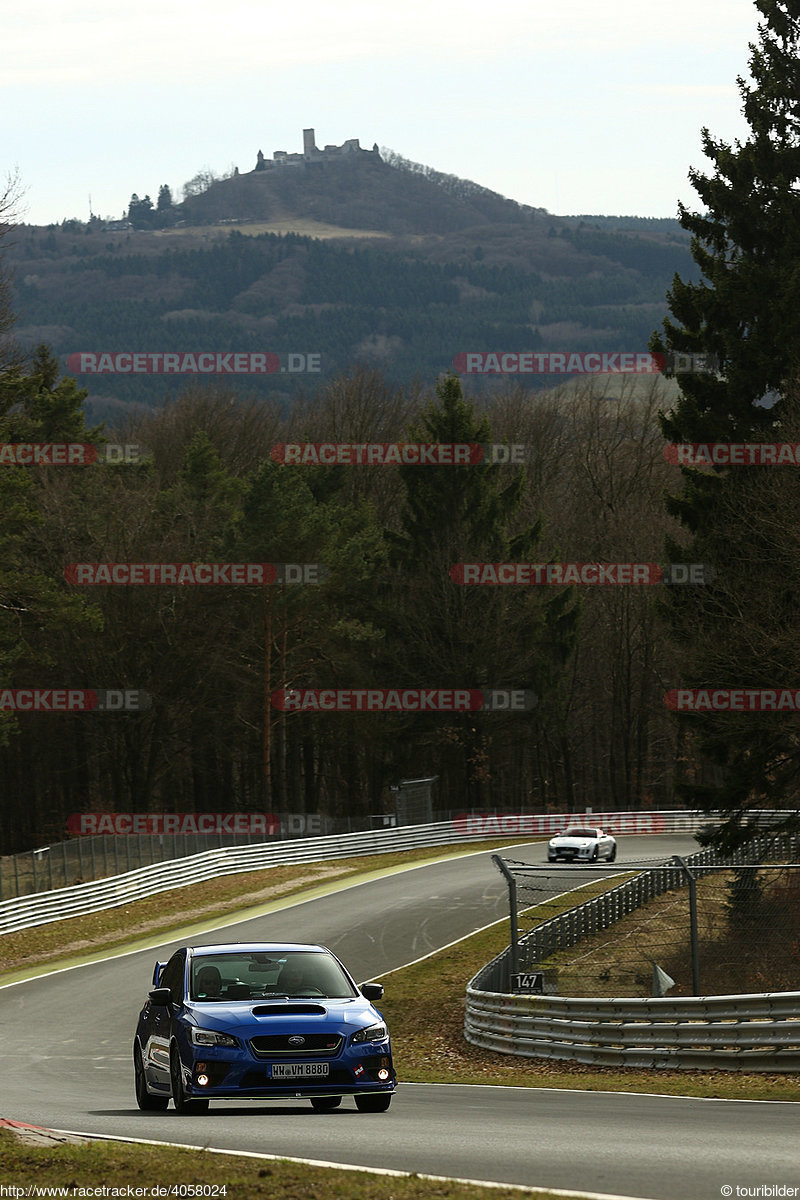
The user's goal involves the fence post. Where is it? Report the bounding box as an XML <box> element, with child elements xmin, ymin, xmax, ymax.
<box><xmin>491</xmin><ymin>855</ymin><xmax>518</xmax><ymax>987</ymax></box>
<box><xmin>673</xmin><ymin>856</ymin><xmax>701</xmax><ymax>995</ymax></box>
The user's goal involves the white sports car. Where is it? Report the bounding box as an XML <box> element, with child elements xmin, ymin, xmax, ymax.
<box><xmin>547</xmin><ymin>826</ymin><xmax>617</xmax><ymax>863</ymax></box>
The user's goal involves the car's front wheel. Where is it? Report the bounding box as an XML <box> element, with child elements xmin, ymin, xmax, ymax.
<box><xmin>608</xmin><ymin>844</ymin><xmax>617</xmax><ymax>861</ymax></box>
<box><xmin>170</xmin><ymin>1044</ymin><xmax>209</xmax><ymax>1115</ymax></box>
<box><xmin>310</xmin><ymin>1096</ymin><xmax>342</xmax><ymax>1112</ymax></box>
<box><xmin>134</xmin><ymin>1043</ymin><xmax>168</xmax><ymax>1111</ymax></box>
<box><xmin>354</xmin><ymin>1094</ymin><xmax>392</xmax><ymax>1113</ymax></box>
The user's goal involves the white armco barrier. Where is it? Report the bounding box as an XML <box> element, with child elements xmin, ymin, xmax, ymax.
<box><xmin>464</xmin><ymin>986</ymin><xmax>800</xmax><ymax>1072</ymax></box>
<box><xmin>0</xmin><ymin>809</ymin><xmax>712</xmax><ymax>935</ymax></box>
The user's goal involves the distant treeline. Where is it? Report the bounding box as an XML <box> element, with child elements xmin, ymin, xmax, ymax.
<box><xmin>0</xmin><ymin>352</ymin><xmax>691</xmax><ymax>854</ymax></box>
<box><xmin>9</xmin><ymin>225</ymin><xmax>697</xmax><ymax>420</ymax></box>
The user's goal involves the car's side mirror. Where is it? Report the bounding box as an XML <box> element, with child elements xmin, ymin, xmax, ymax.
<box><xmin>360</xmin><ymin>982</ymin><xmax>384</xmax><ymax>1001</ymax></box>
<box><xmin>148</xmin><ymin>987</ymin><xmax>173</xmax><ymax>1006</ymax></box>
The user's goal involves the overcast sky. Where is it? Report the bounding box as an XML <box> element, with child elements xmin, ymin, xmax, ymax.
<box><xmin>5</xmin><ymin>0</ymin><xmax>761</xmax><ymax>227</ymax></box>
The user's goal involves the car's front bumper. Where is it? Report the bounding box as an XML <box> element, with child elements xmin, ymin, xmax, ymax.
<box><xmin>181</xmin><ymin>1046</ymin><xmax>396</xmax><ymax>1100</ymax></box>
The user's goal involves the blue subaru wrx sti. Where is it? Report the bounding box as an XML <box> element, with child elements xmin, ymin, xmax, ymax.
<box><xmin>133</xmin><ymin>942</ymin><xmax>396</xmax><ymax>1113</ymax></box>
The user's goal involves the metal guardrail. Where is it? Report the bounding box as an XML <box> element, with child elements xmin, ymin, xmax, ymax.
<box><xmin>0</xmin><ymin>809</ymin><xmax>714</xmax><ymax>934</ymax></box>
<box><xmin>0</xmin><ymin>805</ymin><xmax>719</xmax><ymax>901</ymax></box>
<box><xmin>0</xmin><ymin>813</ymin><xmax>397</xmax><ymax>901</ymax></box>
<box><xmin>0</xmin><ymin>820</ymin><xmax>469</xmax><ymax>936</ymax></box>
<box><xmin>465</xmin><ymin>832</ymin><xmax>800</xmax><ymax>1070</ymax></box>
<box><xmin>464</xmin><ymin>988</ymin><xmax>800</xmax><ymax>1071</ymax></box>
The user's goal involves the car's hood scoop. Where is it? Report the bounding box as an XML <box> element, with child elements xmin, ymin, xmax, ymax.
<box><xmin>250</xmin><ymin>1003</ymin><xmax>327</xmax><ymax>1016</ymax></box>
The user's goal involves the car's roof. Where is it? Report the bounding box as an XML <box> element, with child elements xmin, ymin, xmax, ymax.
<box><xmin>187</xmin><ymin>942</ymin><xmax>329</xmax><ymax>955</ymax></box>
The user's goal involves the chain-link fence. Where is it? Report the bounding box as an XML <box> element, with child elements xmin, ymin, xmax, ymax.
<box><xmin>0</xmin><ymin>813</ymin><xmax>399</xmax><ymax>901</ymax></box>
<box><xmin>0</xmin><ymin>801</ymin><xmax>659</xmax><ymax>901</ymax></box>
<box><xmin>490</xmin><ymin>834</ymin><xmax>800</xmax><ymax>998</ymax></box>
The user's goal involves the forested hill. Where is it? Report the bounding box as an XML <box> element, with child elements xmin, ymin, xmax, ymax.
<box><xmin>6</xmin><ymin>152</ymin><xmax>694</xmax><ymax>420</ymax></box>
<box><xmin>180</xmin><ymin>150</ymin><xmax>546</xmax><ymax>234</ymax></box>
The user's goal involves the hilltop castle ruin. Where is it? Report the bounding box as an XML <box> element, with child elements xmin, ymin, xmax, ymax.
<box><xmin>254</xmin><ymin>129</ymin><xmax>380</xmax><ymax>172</ymax></box>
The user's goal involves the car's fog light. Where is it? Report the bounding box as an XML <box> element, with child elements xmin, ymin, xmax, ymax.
<box><xmin>196</xmin><ymin>1073</ymin><xmax>210</xmax><ymax>1087</ymax></box>
<box><xmin>378</xmin><ymin>1068</ymin><xmax>390</xmax><ymax>1080</ymax></box>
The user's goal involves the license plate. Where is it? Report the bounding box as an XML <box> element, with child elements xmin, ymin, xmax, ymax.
<box><xmin>269</xmin><ymin>1062</ymin><xmax>329</xmax><ymax>1078</ymax></box>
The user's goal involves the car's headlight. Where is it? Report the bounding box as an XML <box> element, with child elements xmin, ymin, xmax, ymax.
<box><xmin>191</xmin><ymin>1027</ymin><xmax>239</xmax><ymax>1048</ymax></box>
<box><xmin>351</xmin><ymin>1022</ymin><xmax>389</xmax><ymax>1045</ymax></box>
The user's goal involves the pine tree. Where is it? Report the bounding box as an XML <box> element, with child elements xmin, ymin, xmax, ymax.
<box><xmin>0</xmin><ymin>346</ymin><xmax>102</xmax><ymax>751</ymax></box>
<box><xmin>383</xmin><ymin>374</ymin><xmax>578</xmax><ymax>806</ymax></box>
<box><xmin>653</xmin><ymin>0</ymin><xmax>800</xmax><ymax>460</ymax></box>
<box><xmin>651</xmin><ymin>1</ymin><xmax>800</xmax><ymax>841</ymax></box>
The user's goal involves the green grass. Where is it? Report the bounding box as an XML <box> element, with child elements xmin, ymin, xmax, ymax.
<box><xmin>0</xmin><ymin>1128</ymin><xmax>566</xmax><ymax>1199</ymax></box>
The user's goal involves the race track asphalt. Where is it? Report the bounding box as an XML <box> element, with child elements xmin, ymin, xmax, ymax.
<box><xmin>2</xmin><ymin>835</ymin><xmax>797</xmax><ymax>1200</ymax></box>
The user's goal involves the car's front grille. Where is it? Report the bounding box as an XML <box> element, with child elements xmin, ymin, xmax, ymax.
<box><xmin>249</xmin><ymin>1033</ymin><xmax>343</xmax><ymax>1057</ymax></box>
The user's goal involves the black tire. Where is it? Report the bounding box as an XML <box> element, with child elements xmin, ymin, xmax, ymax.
<box><xmin>354</xmin><ymin>1093</ymin><xmax>392</xmax><ymax>1113</ymax></box>
<box><xmin>608</xmin><ymin>844</ymin><xmax>617</xmax><ymax>862</ymax></box>
<box><xmin>310</xmin><ymin>1096</ymin><xmax>342</xmax><ymax>1112</ymax></box>
<box><xmin>170</xmin><ymin>1044</ymin><xmax>209</xmax><ymax>1114</ymax></box>
<box><xmin>134</xmin><ymin>1043</ymin><xmax>168</xmax><ymax>1111</ymax></box>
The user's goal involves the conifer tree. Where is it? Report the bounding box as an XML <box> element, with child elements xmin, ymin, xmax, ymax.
<box><xmin>651</xmin><ymin>1</ymin><xmax>800</xmax><ymax>841</ymax></box>
<box><xmin>383</xmin><ymin>374</ymin><xmax>578</xmax><ymax>806</ymax></box>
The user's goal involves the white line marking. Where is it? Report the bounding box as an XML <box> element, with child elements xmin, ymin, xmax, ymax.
<box><xmin>31</xmin><ymin>1124</ymin><xmax>660</xmax><ymax>1200</ymax></box>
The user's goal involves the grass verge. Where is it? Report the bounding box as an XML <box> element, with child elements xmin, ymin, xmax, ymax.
<box><xmin>0</xmin><ymin>1128</ymin><xmax>565</xmax><ymax>1199</ymax></box>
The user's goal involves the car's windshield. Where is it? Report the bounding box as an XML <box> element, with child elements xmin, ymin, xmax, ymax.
<box><xmin>190</xmin><ymin>951</ymin><xmax>359</xmax><ymax>1001</ymax></box>
<box><xmin>561</xmin><ymin>828</ymin><xmax>598</xmax><ymax>838</ymax></box>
